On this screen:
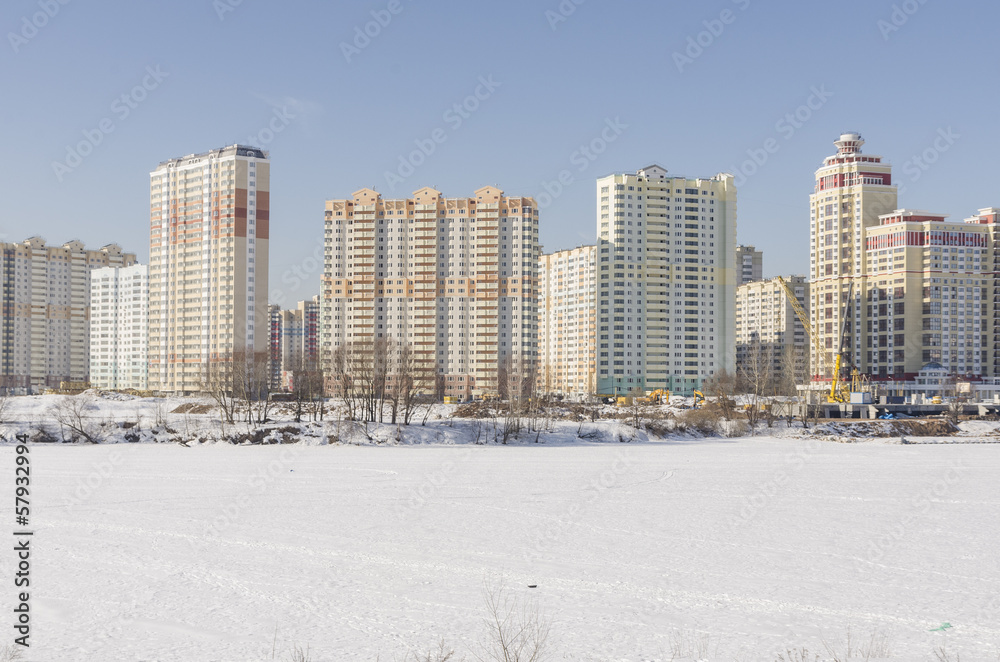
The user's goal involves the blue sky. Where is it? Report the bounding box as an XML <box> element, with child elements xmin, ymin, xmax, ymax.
<box><xmin>2</xmin><ymin>0</ymin><xmax>997</xmax><ymax>305</ymax></box>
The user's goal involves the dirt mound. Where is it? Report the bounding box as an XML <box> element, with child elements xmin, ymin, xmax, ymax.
<box><xmin>815</xmin><ymin>419</ymin><xmax>958</xmax><ymax>438</ymax></box>
<box><xmin>170</xmin><ymin>402</ymin><xmax>215</xmax><ymax>415</ymax></box>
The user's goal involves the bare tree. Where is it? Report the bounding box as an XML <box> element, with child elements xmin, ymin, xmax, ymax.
<box><xmin>473</xmin><ymin>577</ymin><xmax>549</xmax><ymax>662</ymax></box>
<box><xmin>234</xmin><ymin>349</ymin><xmax>274</xmax><ymax>428</ymax></box>
<box><xmin>203</xmin><ymin>357</ymin><xmax>239</xmax><ymax>428</ymax></box>
<box><xmin>738</xmin><ymin>339</ymin><xmax>773</xmax><ymax>435</ymax></box>
<box><xmin>51</xmin><ymin>395</ymin><xmax>104</xmax><ymax>444</ymax></box>
<box><xmin>703</xmin><ymin>369</ymin><xmax>738</xmax><ymax>421</ymax></box>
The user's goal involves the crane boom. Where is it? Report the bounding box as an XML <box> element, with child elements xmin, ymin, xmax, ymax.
<box><xmin>775</xmin><ymin>276</ymin><xmax>824</xmax><ymax>378</ymax></box>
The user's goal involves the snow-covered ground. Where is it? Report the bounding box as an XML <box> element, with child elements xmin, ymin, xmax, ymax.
<box><xmin>2</xmin><ymin>417</ymin><xmax>999</xmax><ymax>661</ymax></box>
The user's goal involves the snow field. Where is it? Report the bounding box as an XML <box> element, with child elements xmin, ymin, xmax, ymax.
<box><xmin>0</xmin><ymin>438</ymin><xmax>998</xmax><ymax>660</ymax></box>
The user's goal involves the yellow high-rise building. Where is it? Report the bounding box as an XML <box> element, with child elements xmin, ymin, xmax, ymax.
<box><xmin>149</xmin><ymin>145</ymin><xmax>270</xmax><ymax>394</ymax></box>
<box><xmin>537</xmin><ymin>245</ymin><xmax>597</xmax><ymax>398</ymax></box>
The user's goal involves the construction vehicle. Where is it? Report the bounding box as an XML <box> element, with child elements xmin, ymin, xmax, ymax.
<box><xmin>692</xmin><ymin>390</ymin><xmax>705</xmax><ymax>409</ymax></box>
<box><xmin>646</xmin><ymin>389</ymin><xmax>670</xmax><ymax>404</ymax></box>
<box><xmin>616</xmin><ymin>396</ymin><xmax>633</xmax><ymax>407</ymax></box>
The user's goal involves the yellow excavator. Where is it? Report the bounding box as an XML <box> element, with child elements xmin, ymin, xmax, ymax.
<box><xmin>692</xmin><ymin>390</ymin><xmax>705</xmax><ymax>409</ymax></box>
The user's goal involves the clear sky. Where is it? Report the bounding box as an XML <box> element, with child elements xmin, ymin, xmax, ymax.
<box><xmin>3</xmin><ymin>0</ymin><xmax>997</xmax><ymax>307</ymax></box>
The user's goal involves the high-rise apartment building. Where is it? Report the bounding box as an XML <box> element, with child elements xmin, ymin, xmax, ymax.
<box><xmin>809</xmin><ymin>133</ymin><xmax>897</xmax><ymax>379</ymax></box>
<box><xmin>0</xmin><ymin>237</ymin><xmax>136</xmax><ymax>392</ymax></box>
<box><xmin>735</xmin><ymin>244</ymin><xmax>763</xmax><ymax>285</ymax></box>
<box><xmin>863</xmin><ymin>209</ymin><xmax>989</xmax><ymax>377</ymax></box>
<box><xmin>269</xmin><ymin>296</ymin><xmax>320</xmax><ymax>391</ymax></box>
<box><xmin>537</xmin><ymin>245</ymin><xmax>597</xmax><ymax>398</ymax></box>
<box><xmin>596</xmin><ymin>165</ymin><xmax>736</xmax><ymax>395</ymax></box>
<box><xmin>321</xmin><ymin>186</ymin><xmax>539</xmax><ymax>400</ymax></box>
<box><xmin>735</xmin><ymin>276</ymin><xmax>809</xmax><ymax>386</ymax></box>
<box><xmin>90</xmin><ymin>264</ymin><xmax>149</xmax><ymax>391</ymax></box>
<box><xmin>149</xmin><ymin>145</ymin><xmax>270</xmax><ymax>394</ymax></box>
<box><xmin>966</xmin><ymin>208</ymin><xmax>1000</xmax><ymax>376</ymax></box>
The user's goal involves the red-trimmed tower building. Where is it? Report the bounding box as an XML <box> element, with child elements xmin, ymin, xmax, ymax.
<box><xmin>809</xmin><ymin>133</ymin><xmax>897</xmax><ymax>379</ymax></box>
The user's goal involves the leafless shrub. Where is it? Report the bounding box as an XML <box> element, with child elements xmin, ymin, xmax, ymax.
<box><xmin>285</xmin><ymin>643</ymin><xmax>312</xmax><ymax>662</ymax></box>
<box><xmin>473</xmin><ymin>577</ymin><xmax>549</xmax><ymax>662</ymax></box>
<box><xmin>678</xmin><ymin>408</ymin><xmax>720</xmax><ymax>435</ymax></box>
<box><xmin>821</xmin><ymin>626</ymin><xmax>891</xmax><ymax>661</ymax></box>
<box><xmin>669</xmin><ymin>629</ymin><xmax>714</xmax><ymax>659</ymax></box>
<box><xmin>774</xmin><ymin>648</ymin><xmax>819</xmax><ymax>662</ymax></box>
<box><xmin>406</xmin><ymin>640</ymin><xmax>460</xmax><ymax>662</ymax></box>
<box><xmin>0</xmin><ymin>644</ymin><xmax>23</xmax><ymax>661</ymax></box>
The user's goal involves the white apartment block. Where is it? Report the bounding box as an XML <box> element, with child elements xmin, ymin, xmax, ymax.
<box><xmin>538</xmin><ymin>245</ymin><xmax>597</xmax><ymax>399</ymax></box>
<box><xmin>269</xmin><ymin>297</ymin><xmax>320</xmax><ymax>391</ymax></box>
<box><xmin>89</xmin><ymin>264</ymin><xmax>149</xmax><ymax>391</ymax></box>
<box><xmin>735</xmin><ymin>276</ymin><xmax>810</xmax><ymax>386</ymax></box>
<box><xmin>321</xmin><ymin>186</ymin><xmax>540</xmax><ymax>400</ymax></box>
<box><xmin>149</xmin><ymin>145</ymin><xmax>270</xmax><ymax>394</ymax></box>
<box><xmin>596</xmin><ymin>165</ymin><xmax>737</xmax><ymax>396</ymax></box>
<box><xmin>736</xmin><ymin>244</ymin><xmax>763</xmax><ymax>285</ymax></box>
<box><xmin>0</xmin><ymin>237</ymin><xmax>136</xmax><ymax>393</ymax></box>
<box><xmin>809</xmin><ymin>133</ymin><xmax>897</xmax><ymax>378</ymax></box>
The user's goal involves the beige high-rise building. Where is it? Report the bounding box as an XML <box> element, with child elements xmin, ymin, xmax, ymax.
<box><xmin>538</xmin><ymin>245</ymin><xmax>597</xmax><ymax>398</ymax></box>
<box><xmin>864</xmin><ymin>209</ymin><xmax>989</xmax><ymax>377</ymax></box>
<box><xmin>735</xmin><ymin>276</ymin><xmax>810</xmax><ymax>386</ymax></box>
<box><xmin>149</xmin><ymin>145</ymin><xmax>270</xmax><ymax>394</ymax></box>
<box><xmin>965</xmin><ymin>208</ymin><xmax>1000</xmax><ymax>376</ymax></box>
<box><xmin>596</xmin><ymin>165</ymin><xmax>737</xmax><ymax>395</ymax></box>
<box><xmin>0</xmin><ymin>237</ymin><xmax>136</xmax><ymax>392</ymax></box>
<box><xmin>90</xmin><ymin>264</ymin><xmax>149</xmax><ymax>391</ymax></box>
<box><xmin>809</xmin><ymin>133</ymin><xmax>897</xmax><ymax>379</ymax></box>
<box><xmin>321</xmin><ymin>186</ymin><xmax>539</xmax><ymax>400</ymax></box>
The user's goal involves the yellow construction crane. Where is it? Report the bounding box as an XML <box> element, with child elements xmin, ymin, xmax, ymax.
<box><xmin>776</xmin><ymin>276</ymin><xmax>823</xmax><ymax>378</ymax></box>
<box><xmin>775</xmin><ymin>276</ymin><xmax>856</xmax><ymax>404</ymax></box>
<box><xmin>828</xmin><ymin>282</ymin><xmax>855</xmax><ymax>403</ymax></box>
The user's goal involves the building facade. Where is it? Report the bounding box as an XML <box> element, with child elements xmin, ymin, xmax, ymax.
<box><xmin>269</xmin><ymin>296</ymin><xmax>320</xmax><ymax>391</ymax></box>
<box><xmin>321</xmin><ymin>186</ymin><xmax>539</xmax><ymax>400</ymax></box>
<box><xmin>965</xmin><ymin>208</ymin><xmax>1000</xmax><ymax>377</ymax></box>
<box><xmin>149</xmin><ymin>145</ymin><xmax>270</xmax><ymax>394</ymax></box>
<box><xmin>809</xmin><ymin>133</ymin><xmax>898</xmax><ymax>379</ymax></box>
<box><xmin>0</xmin><ymin>238</ymin><xmax>136</xmax><ymax>393</ymax></box>
<box><xmin>863</xmin><ymin>209</ymin><xmax>990</xmax><ymax>378</ymax></box>
<box><xmin>735</xmin><ymin>244</ymin><xmax>763</xmax><ymax>285</ymax></box>
<box><xmin>537</xmin><ymin>245</ymin><xmax>597</xmax><ymax>399</ymax></box>
<box><xmin>735</xmin><ymin>276</ymin><xmax>809</xmax><ymax>387</ymax></box>
<box><xmin>595</xmin><ymin>165</ymin><xmax>737</xmax><ymax>396</ymax></box>
<box><xmin>89</xmin><ymin>264</ymin><xmax>149</xmax><ymax>391</ymax></box>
